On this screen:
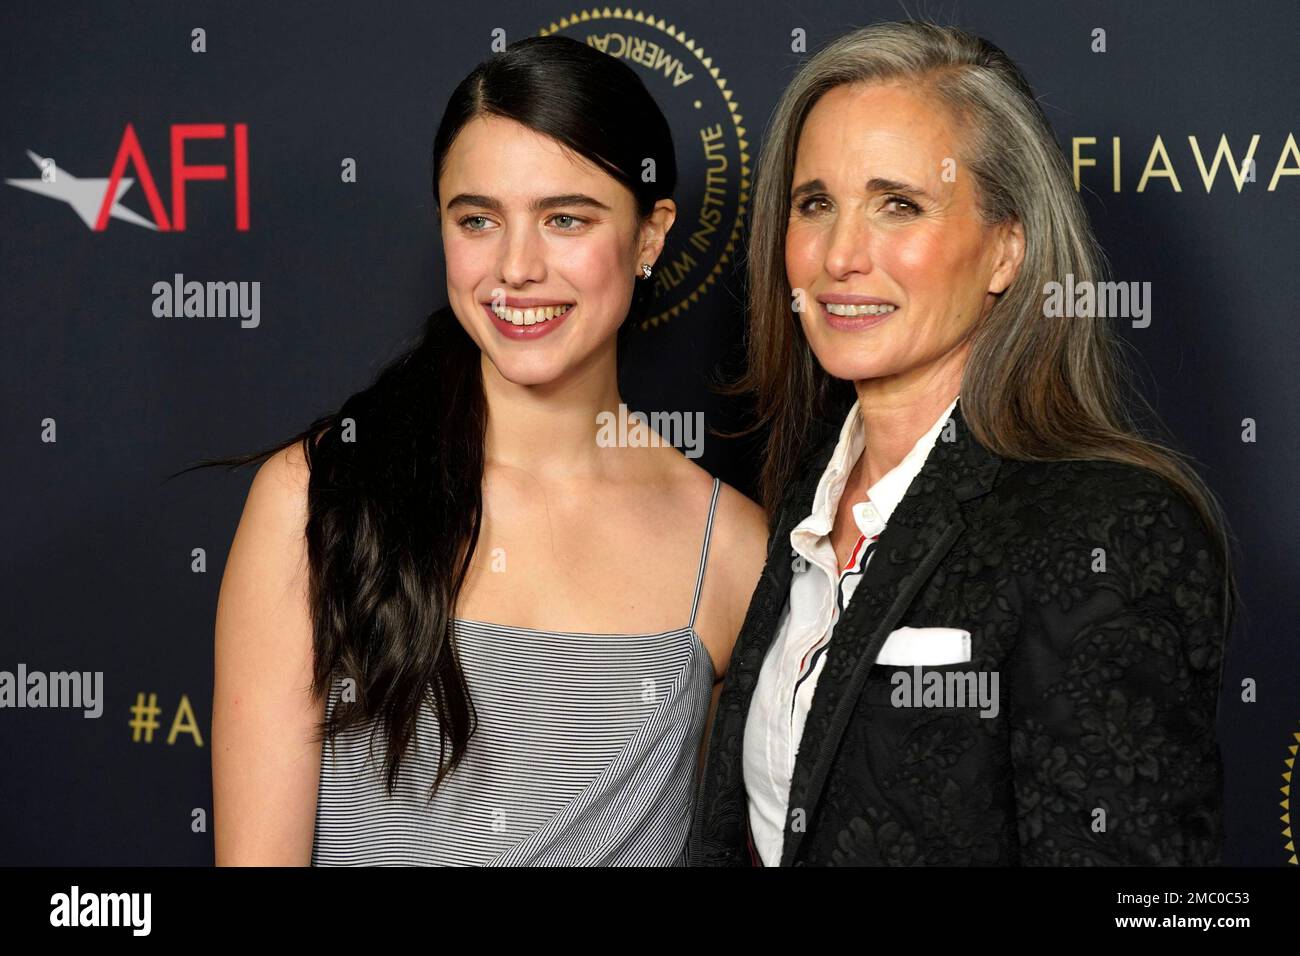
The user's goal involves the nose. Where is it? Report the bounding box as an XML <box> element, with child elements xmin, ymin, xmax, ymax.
<box><xmin>822</xmin><ymin>206</ymin><xmax>874</xmax><ymax>280</ymax></box>
<box><xmin>496</xmin><ymin>222</ymin><xmax>546</xmax><ymax>288</ymax></box>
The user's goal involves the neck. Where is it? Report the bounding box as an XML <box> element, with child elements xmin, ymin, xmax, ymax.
<box><xmin>851</xmin><ymin>342</ymin><xmax>967</xmax><ymax>489</ymax></box>
<box><xmin>481</xmin><ymin>342</ymin><xmax>625</xmax><ymax>480</ymax></box>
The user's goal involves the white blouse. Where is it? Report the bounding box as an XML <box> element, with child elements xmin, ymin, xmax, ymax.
<box><xmin>742</xmin><ymin>396</ymin><xmax>958</xmax><ymax>866</ymax></box>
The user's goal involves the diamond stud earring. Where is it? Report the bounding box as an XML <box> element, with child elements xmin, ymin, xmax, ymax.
<box><xmin>640</xmin><ymin>262</ymin><xmax>652</xmax><ymax>280</ymax></box>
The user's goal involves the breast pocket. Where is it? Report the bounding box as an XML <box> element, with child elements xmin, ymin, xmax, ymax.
<box><xmin>875</xmin><ymin>626</ymin><xmax>971</xmax><ymax>666</ymax></box>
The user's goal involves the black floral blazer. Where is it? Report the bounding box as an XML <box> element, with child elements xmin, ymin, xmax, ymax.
<box><xmin>689</xmin><ymin>398</ymin><xmax>1229</xmax><ymax>866</ymax></box>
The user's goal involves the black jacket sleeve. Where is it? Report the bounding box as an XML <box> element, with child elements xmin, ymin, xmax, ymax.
<box><xmin>1007</xmin><ymin>467</ymin><xmax>1228</xmax><ymax>865</ymax></box>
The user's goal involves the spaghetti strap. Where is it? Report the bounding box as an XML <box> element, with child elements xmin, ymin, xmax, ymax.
<box><xmin>688</xmin><ymin>478</ymin><xmax>723</xmax><ymax>631</ymax></box>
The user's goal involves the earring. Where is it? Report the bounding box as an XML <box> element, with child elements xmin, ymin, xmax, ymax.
<box><xmin>639</xmin><ymin>262</ymin><xmax>652</xmax><ymax>280</ymax></box>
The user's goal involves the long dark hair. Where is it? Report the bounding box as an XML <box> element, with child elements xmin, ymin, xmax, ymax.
<box><xmin>179</xmin><ymin>35</ymin><xmax>676</xmax><ymax>798</ymax></box>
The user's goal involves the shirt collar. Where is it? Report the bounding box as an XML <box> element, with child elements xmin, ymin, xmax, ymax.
<box><xmin>791</xmin><ymin>395</ymin><xmax>959</xmax><ymax>545</ymax></box>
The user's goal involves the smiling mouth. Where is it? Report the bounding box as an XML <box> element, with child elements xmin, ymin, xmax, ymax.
<box><xmin>488</xmin><ymin>302</ymin><xmax>574</xmax><ymax>327</ymax></box>
<box><xmin>822</xmin><ymin>302</ymin><xmax>898</xmax><ymax>317</ymax></box>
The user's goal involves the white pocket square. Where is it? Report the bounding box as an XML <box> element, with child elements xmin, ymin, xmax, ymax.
<box><xmin>874</xmin><ymin>626</ymin><xmax>972</xmax><ymax>666</ymax></box>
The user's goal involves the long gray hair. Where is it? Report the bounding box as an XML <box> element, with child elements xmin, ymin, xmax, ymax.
<box><xmin>736</xmin><ymin>20</ymin><xmax>1235</xmax><ymax>626</ymax></box>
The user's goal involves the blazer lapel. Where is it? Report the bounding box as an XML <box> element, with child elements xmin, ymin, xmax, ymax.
<box><xmin>779</xmin><ymin>398</ymin><xmax>1002</xmax><ymax>866</ymax></box>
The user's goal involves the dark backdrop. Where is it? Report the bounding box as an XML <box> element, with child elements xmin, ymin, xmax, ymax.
<box><xmin>2</xmin><ymin>0</ymin><xmax>1296</xmax><ymax>865</ymax></box>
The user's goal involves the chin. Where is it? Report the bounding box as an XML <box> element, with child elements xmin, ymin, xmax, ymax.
<box><xmin>484</xmin><ymin>351</ymin><xmax>572</xmax><ymax>387</ymax></box>
<box><xmin>807</xmin><ymin>344</ymin><xmax>892</xmax><ymax>383</ymax></box>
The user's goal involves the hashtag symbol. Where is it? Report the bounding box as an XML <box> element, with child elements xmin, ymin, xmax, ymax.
<box><xmin>129</xmin><ymin>692</ymin><xmax>162</xmax><ymax>742</ymax></box>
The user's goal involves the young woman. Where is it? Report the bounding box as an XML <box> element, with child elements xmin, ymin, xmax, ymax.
<box><xmin>208</xmin><ymin>35</ymin><xmax>767</xmax><ymax>865</ymax></box>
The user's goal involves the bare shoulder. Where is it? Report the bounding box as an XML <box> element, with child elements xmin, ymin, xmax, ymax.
<box><xmin>218</xmin><ymin>441</ymin><xmax>314</xmax><ymax>604</ymax></box>
<box><xmin>225</xmin><ymin>443</ymin><xmax>312</xmax><ymax>588</ymax></box>
<box><xmin>709</xmin><ymin>482</ymin><xmax>769</xmax><ymax>630</ymax></box>
<box><xmin>709</xmin><ymin>480</ymin><xmax>769</xmax><ymax>570</ymax></box>
<box><xmin>252</xmin><ymin>440</ymin><xmax>312</xmax><ymax>522</ymax></box>
<box><xmin>663</xmin><ymin>453</ymin><xmax>768</xmax><ymax>564</ymax></box>
<box><xmin>665</xmin><ymin>456</ymin><xmax>769</xmax><ymax>679</ymax></box>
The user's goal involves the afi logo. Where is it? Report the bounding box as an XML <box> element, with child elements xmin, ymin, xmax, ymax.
<box><xmin>6</xmin><ymin>122</ymin><xmax>250</xmax><ymax>231</ymax></box>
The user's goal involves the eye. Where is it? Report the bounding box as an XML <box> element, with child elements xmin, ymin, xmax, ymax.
<box><xmin>547</xmin><ymin>213</ymin><xmax>588</xmax><ymax>231</ymax></box>
<box><xmin>793</xmin><ymin>193</ymin><xmax>832</xmax><ymax>216</ymax></box>
<box><xmin>883</xmin><ymin>194</ymin><xmax>923</xmax><ymax>216</ymax></box>
<box><xmin>458</xmin><ymin>214</ymin><xmax>493</xmax><ymax>231</ymax></box>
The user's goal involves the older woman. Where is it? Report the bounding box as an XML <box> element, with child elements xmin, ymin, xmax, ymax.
<box><xmin>691</xmin><ymin>21</ymin><xmax>1235</xmax><ymax>866</ymax></box>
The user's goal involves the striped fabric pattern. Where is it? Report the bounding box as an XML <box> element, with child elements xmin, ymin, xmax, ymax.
<box><xmin>310</xmin><ymin>478</ymin><xmax>721</xmax><ymax>866</ymax></box>
<box><xmin>789</xmin><ymin>532</ymin><xmax>879</xmax><ymax>712</ymax></box>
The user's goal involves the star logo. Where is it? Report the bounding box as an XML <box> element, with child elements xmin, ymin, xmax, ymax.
<box><xmin>6</xmin><ymin>149</ymin><xmax>158</xmax><ymax>230</ymax></box>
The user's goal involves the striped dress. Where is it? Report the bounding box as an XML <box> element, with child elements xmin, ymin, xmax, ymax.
<box><xmin>310</xmin><ymin>478</ymin><xmax>721</xmax><ymax>866</ymax></box>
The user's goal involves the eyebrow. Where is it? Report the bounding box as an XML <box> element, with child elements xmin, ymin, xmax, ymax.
<box><xmin>444</xmin><ymin>193</ymin><xmax>612</xmax><ymax>213</ymax></box>
<box><xmin>790</xmin><ymin>177</ymin><xmax>935</xmax><ymax>204</ymax></box>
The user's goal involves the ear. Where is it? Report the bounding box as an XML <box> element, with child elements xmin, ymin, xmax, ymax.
<box><xmin>636</xmin><ymin>198</ymin><xmax>677</xmax><ymax>271</ymax></box>
<box><xmin>987</xmin><ymin>215</ymin><xmax>1026</xmax><ymax>295</ymax></box>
